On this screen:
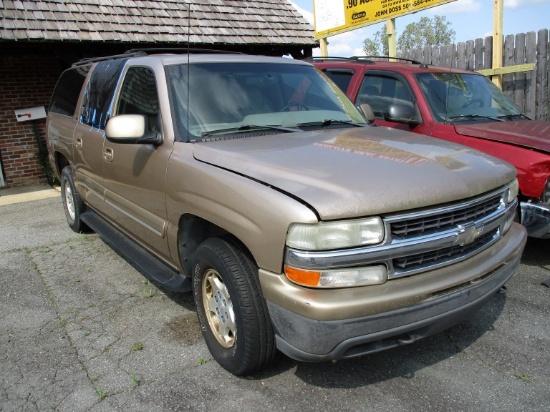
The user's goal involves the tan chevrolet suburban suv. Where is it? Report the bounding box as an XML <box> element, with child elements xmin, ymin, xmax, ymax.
<box><xmin>47</xmin><ymin>50</ymin><xmax>527</xmax><ymax>376</ymax></box>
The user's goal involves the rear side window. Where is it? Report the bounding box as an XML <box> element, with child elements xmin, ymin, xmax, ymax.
<box><xmin>49</xmin><ymin>68</ymin><xmax>87</xmax><ymax>116</ymax></box>
<box><xmin>321</xmin><ymin>69</ymin><xmax>354</xmax><ymax>94</ymax></box>
<box><xmin>80</xmin><ymin>59</ymin><xmax>127</xmax><ymax>129</ymax></box>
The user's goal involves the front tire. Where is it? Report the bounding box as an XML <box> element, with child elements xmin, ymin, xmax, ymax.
<box><xmin>60</xmin><ymin>166</ymin><xmax>89</xmax><ymax>233</ymax></box>
<box><xmin>193</xmin><ymin>238</ymin><xmax>276</xmax><ymax>375</ymax></box>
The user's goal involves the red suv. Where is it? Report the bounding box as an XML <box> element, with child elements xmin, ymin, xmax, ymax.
<box><xmin>313</xmin><ymin>56</ymin><xmax>550</xmax><ymax>238</ymax></box>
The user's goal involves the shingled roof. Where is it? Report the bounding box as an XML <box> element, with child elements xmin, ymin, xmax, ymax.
<box><xmin>0</xmin><ymin>0</ymin><xmax>316</xmax><ymax>48</ymax></box>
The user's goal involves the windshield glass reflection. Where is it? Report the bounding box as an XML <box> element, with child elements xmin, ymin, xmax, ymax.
<box><xmin>416</xmin><ymin>72</ymin><xmax>526</xmax><ymax>123</ymax></box>
<box><xmin>166</xmin><ymin>63</ymin><xmax>365</xmax><ymax>141</ymax></box>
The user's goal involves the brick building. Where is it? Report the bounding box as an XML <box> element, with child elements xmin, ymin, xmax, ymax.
<box><xmin>0</xmin><ymin>0</ymin><xmax>316</xmax><ymax>188</ymax></box>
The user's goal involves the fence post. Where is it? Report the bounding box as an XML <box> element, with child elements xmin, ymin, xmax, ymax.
<box><xmin>525</xmin><ymin>31</ymin><xmax>537</xmax><ymax>119</ymax></box>
<box><xmin>514</xmin><ymin>32</ymin><xmax>527</xmax><ymax>116</ymax></box>
<box><xmin>535</xmin><ymin>29</ymin><xmax>549</xmax><ymax>121</ymax></box>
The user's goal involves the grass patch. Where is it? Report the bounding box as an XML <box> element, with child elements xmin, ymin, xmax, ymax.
<box><xmin>139</xmin><ymin>288</ymin><xmax>155</xmax><ymax>298</ymax></box>
<box><xmin>131</xmin><ymin>374</ymin><xmax>141</xmax><ymax>388</ymax></box>
<box><xmin>96</xmin><ymin>388</ymin><xmax>106</xmax><ymax>400</ymax></box>
<box><xmin>515</xmin><ymin>373</ymin><xmax>534</xmax><ymax>383</ymax></box>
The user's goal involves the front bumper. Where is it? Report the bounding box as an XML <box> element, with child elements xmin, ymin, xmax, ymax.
<box><xmin>261</xmin><ymin>223</ymin><xmax>526</xmax><ymax>362</ymax></box>
<box><xmin>521</xmin><ymin>201</ymin><xmax>550</xmax><ymax>238</ymax></box>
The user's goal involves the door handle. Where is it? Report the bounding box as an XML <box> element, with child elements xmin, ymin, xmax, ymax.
<box><xmin>75</xmin><ymin>138</ymin><xmax>83</xmax><ymax>150</ymax></box>
<box><xmin>103</xmin><ymin>148</ymin><xmax>114</xmax><ymax>162</ymax></box>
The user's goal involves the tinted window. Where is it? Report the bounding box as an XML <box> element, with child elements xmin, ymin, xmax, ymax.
<box><xmin>416</xmin><ymin>72</ymin><xmax>524</xmax><ymax>122</ymax></box>
<box><xmin>358</xmin><ymin>74</ymin><xmax>415</xmax><ymax>118</ymax></box>
<box><xmin>49</xmin><ymin>68</ymin><xmax>87</xmax><ymax>116</ymax></box>
<box><xmin>80</xmin><ymin>59</ymin><xmax>127</xmax><ymax>129</ymax></box>
<box><xmin>116</xmin><ymin>67</ymin><xmax>160</xmax><ymax>133</ymax></box>
<box><xmin>167</xmin><ymin>62</ymin><xmax>362</xmax><ymax>140</ymax></box>
<box><xmin>322</xmin><ymin>69</ymin><xmax>354</xmax><ymax>94</ymax></box>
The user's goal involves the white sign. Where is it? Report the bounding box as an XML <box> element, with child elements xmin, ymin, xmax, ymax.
<box><xmin>14</xmin><ymin>106</ymin><xmax>47</xmax><ymax>122</ymax></box>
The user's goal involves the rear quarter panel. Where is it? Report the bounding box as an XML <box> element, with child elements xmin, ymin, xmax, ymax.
<box><xmin>46</xmin><ymin>112</ymin><xmax>77</xmax><ymax>178</ymax></box>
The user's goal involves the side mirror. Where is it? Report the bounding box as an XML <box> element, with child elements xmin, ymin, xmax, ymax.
<box><xmin>358</xmin><ymin>103</ymin><xmax>375</xmax><ymax>124</ymax></box>
<box><xmin>105</xmin><ymin>114</ymin><xmax>162</xmax><ymax>145</ymax></box>
<box><xmin>385</xmin><ymin>104</ymin><xmax>420</xmax><ymax>126</ymax></box>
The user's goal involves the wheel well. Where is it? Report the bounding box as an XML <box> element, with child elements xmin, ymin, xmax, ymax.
<box><xmin>55</xmin><ymin>152</ymin><xmax>70</xmax><ymax>177</ymax></box>
<box><xmin>178</xmin><ymin>214</ymin><xmax>255</xmax><ymax>275</ymax></box>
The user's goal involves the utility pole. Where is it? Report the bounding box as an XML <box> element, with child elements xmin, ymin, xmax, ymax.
<box><xmin>492</xmin><ymin>0</ymin><xmax>503</xmax><ymax>88</ymax></box>
<box><xmin>387</xmin><ymin>18</ymin><xmax>396</xmax><ymax>58</ymax></box>
<box><xmin>320</xmin><ymin>37</ymin><xmax>328</xmax><ymax>57</ymax></box>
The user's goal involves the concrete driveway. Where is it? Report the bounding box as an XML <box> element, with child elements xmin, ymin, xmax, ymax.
<box><xmin>1</xmin><ymin>194</ymin><xmax>549</xmax><ymax>411</ymax></box>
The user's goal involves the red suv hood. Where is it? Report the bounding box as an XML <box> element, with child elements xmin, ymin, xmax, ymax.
<box><xmin>455</xmin><ymin>120</ymin><xmax>550</xmax><ymax>153</ymax></box>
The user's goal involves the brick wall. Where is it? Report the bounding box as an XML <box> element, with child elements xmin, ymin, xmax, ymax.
<box><xmin>0</xmin><ymin>54</ymin><xmax>61</xmax><ymax>188</ymax></box>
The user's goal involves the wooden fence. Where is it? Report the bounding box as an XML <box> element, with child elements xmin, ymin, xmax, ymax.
<box><xmin>400</xmin><ymin>29</ymin><xmax>549</xmax><ymax>121</ymax></box>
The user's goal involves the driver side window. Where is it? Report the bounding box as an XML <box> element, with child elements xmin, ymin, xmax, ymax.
<box><xmin>358</xmin><ymin>74</ymin><xmax>415</xmax><ymax>119</ymax></box>
<box><xmin>117</xmin><ymin>67</ymin><xmax>160</xmax><ymax>134</ymax></box>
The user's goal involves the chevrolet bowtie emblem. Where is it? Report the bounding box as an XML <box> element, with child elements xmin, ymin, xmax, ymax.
<box><xmin>456</xmin><ymin>223</ymin><xmax>484</xmax><ymax>246</ymax></box>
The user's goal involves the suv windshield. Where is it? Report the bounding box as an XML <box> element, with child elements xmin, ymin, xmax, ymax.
<box><xmin>416</xmin><ymin>72</ymin><xmax>526</xmax><ymax>123</ymax></box>
<box><xmin>166</xmin><ymin>62</ymin><xmax>365</xmax><ymax>141</ymax></box>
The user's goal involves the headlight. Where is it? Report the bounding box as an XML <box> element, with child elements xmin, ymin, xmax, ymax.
<box><xmin>502</xmin><ymin>178</ymin><xmax>519</xmax><ymax>235</ymax></box>
<box><xmin>286</xmin><ymin>217</ymin><xmax>384</xmax><ymax>250</ymax></box>
<box><xmin>507</xmin><ymin>178</ymin><xmax>519</xmax><ymax>204</ymax></box>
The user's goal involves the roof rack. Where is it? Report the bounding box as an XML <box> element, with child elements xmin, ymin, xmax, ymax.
<box><xmin>72</xmin><ymin>47</ymin><xmax>243</xmax><ymax>67</ymax></box>
<box><xmin>305</xmin><ymin>56</ymin><xmax>374</xmax><ymax>64</ymax></box>
<box><xmin>306</xmin><ymin>55</ymin><xmax>429</xmax><ymax>68</ymax></box>
<box><xmin>72</xmin><ymin>51</ymin><xmax>145</xmax><ymax>67</ymax></box>
<box><xmin>125</xmin><ymin>47</ymin><xmax>243</xmax><ymax>55</ymax></box>
<box><xmin>351</xmin><ymin>56</ymin><xmax>428</xmax><ymax>67</ymax></box>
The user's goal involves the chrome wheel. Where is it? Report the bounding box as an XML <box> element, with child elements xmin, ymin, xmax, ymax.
<box><xmin>63</xmin><ymin>179</ymin><xmax>76</xmax><ymax>222</ymax></box>
<box><xmin>202</xmin><ymin>268</ymin><xmax>236</xmax><ymax>348</ymax></box>
<box><xmin>60</xmin><ymin>167</ymin><xmax>88</xmax><ymax>233</ymax></box>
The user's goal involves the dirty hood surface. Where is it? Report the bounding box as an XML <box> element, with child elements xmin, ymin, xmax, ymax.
<box><xmin>455</xmin><ymin>120</ymin><xmax>550</xmax><ymax>153</ymax></box>
<box><xmin>193</xmin><ymin>126</ymin><xmax>516</xmax><ymax>220</ymax></box>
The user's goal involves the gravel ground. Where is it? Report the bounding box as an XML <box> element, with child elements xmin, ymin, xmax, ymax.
<box><xmin>1</xmin><ymin>197</ymin><xmax>548</xmax><ymax>411</ymax></box>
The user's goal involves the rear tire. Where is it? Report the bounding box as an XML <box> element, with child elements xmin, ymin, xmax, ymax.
<box><xmin>192</xmin><ymin>238</ymin><xmax>276</xmax><ymax>375</ymax></box>
<box><xmin>60</xmin><ymin>167</ymin><xmax>89</xmax><ymax>233</ymax></box>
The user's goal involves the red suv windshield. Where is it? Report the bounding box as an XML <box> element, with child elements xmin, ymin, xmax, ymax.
<box><xmin>415</xmin><ymin>72</ymin><xmax>526</xmax><ymax>123</ymax></box>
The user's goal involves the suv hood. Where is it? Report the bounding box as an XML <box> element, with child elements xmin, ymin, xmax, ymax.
<box><xmin>193</xmin><ymin>127</ymin><xmax>516</xmax><ymax>220</ymax></box>
<box><xmin>455</xmin><ymin>120</ymin><xmax>550</xmax><ymax>153</ymax></box>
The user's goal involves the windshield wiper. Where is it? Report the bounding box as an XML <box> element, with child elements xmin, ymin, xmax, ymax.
<box><xmin>202</xmin><ymin>124</ymin><xmax>300</xmax><ymax>137</ymax></box>
<box><xmin>297</xmin><ymin>119</ymin><xmax>365</xmax><ymax>128</ymax></box>
<box><xmin>497</xmin><ymin>113</ymin><xmax>530</xmax><ymax>121</ymax></box>
<box><xmin>447</xmin><ymin>114</ymin><xmax>505</xmax><ymax>122</ymax></box>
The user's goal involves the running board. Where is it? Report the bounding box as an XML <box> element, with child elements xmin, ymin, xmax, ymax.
<box><xmin>80</xmin><ymin>210</ymin><xmax>192</xmax><ymax>293</ymax></box>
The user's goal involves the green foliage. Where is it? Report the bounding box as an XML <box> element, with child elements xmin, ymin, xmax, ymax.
<box><xmin>131</xmin><ymin>373</ymin><xmax>141</xmax><ymax>387</ymax></box>
<box><xmin>96</xmin><ymin>388</ymin><xmax>106</xmax><ymax>400</ymax></box>
<box><xmin>397</xmin><ymin>16</ymin><xmax>455</xmax><ymax>53</ymax></box>
<box><xmin>363</xmin><ymin>23</ymin><xmax>389</xmax><ymax>56</ymax></box>
<box><xmin>515</xmin><ymin>373</ymin><xmax>534</xmax><ymax>383</ymax></box>
<box><xmin>363</xmin><ymin>16</ymin><xmax>455</xmax><ymax>56</ymax></box>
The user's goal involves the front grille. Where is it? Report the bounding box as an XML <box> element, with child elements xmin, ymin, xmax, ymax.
<box><xmin>390</xmin><ymin>195</ymin><xmax>502</xmax><ymax>239</ymax></box>
<box><xmin>383</xmin><ymin>188</ymin><xmax>512</xmax><ymax>279</ymax></box>
<box><xmin>284</xmin><ymin>185</ymin><xmax>515</xmax><ymax>281</ymax></box>
<box><xmin>392</xmin><ymin>228</ymin><xmax>498</xmax><ymax>274</ymax></box>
